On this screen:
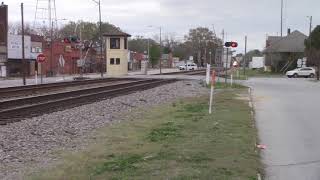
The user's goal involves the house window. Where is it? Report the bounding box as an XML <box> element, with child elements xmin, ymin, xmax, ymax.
<box><xmin>124</xmin><ymin>38</ymin><xmax>127</xmax><ymax>49</ymax></box>
<box><xmin>116</xmin><ymin>58</ymin><xmax>120</xmax><ymax>65</ymax></box>
<box><xmin>110</xmin><ymin>38</ymin><xmax>120</xmax><ymax>49</ymax></box>
<box><xmin>110</xmin><ymin>58</ymin><xmax>115</xmax><ymax>65</ymax></box>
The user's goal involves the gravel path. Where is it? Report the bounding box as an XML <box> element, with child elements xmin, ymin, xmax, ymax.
<box><xmin>0</xmin><ymin>80</ymin><xmax>208</xmax><ymax>180</ymax></box>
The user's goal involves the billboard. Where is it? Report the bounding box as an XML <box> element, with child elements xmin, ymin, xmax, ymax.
<box><xmin>8</xmin><ymin>35</ymin><xmax>31</xmax><ymax>60</ymax></box>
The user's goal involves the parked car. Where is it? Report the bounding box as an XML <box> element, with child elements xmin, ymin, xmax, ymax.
<box><xmin>286</xmin><ymin>67</ymin><xmax>316</xmax><ymax>78</ymax></box>
<box><xmin>179</xmin><ymin>63</ymin><xmax>198</xmax><ymax>71</ymax></box>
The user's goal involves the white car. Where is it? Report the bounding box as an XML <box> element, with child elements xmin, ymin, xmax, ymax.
<box><xmin>179</xmin><ymin>63</ymin><xmax>198</xmax><ymax>71</ymax></box>
<box><xmin>286</xmin><ymin>67</ymin><xmax>316</xmax><ymax>78</ymax></box>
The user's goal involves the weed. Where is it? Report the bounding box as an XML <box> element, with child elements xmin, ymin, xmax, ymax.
<box><xmin>148</xmin><ymin>122</ymin><xmax>180</xmax><ymax>142</ymax></box>
<box><xmin>93</xmin><ymin>154</ymin><xmax>144</xmax><ymax>175</ymax></box>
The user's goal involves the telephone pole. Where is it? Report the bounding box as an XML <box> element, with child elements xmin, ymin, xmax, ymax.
<box><xmin>21</xmin><ymin>3</ymin><xmax>26</xmax><ymax>85</ymax></box>
<box><xmin>308</xmin><ymin>16</ymin><xmax>313</xmax><ymax>37</ymax></box>
<box><xmin>98</xmin><ymin>0</ymin><xmax>103</xmax><ymax>77</ymax></box>
<box><xmin>159</xmin><ymin>27</ymin><xmax>162</xmax><ymax>74</ymax></box>
<box><xmin>244</xmin><ymin>36</ymin><xmax>247</xmax><ymax>75</ymax></box>
<box><xmin>92</xmin><ymin>0</ymin><xmax>104</xmax><ymax>77</ymax></box>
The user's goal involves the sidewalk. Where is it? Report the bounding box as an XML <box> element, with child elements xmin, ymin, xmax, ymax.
<box><xmin>0</xmin><ymin>69</ymin><xmax>181</xmax><ymax>88</ymax></box>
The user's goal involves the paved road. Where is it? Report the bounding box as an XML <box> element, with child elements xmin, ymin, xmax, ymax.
<box><xmin>246</xmin><ymin>78</ymin><xmax>320</xmax><ymax>180</ymax></box>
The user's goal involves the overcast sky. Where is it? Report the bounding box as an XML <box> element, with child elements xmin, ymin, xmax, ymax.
<box><xmin>4</xmin><ymin>0</ymin><xmax>320</xmax><ymax>53</ymax></box>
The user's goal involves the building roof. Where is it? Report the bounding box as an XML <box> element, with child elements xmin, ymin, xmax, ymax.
<box><xmin>264</xmin><ymin>30</ymin><xmax>308</xmax><ymax>53</ymax></box>
<box><xmin>103</xmin><ymin>28</ymin><xmax>131</xmax><ymax>37</ymax></box>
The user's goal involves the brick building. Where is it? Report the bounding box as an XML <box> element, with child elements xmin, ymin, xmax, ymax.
<box><xmin>42</xmin><ymin>41</ymin><xmax>103</xmax><ymax>76</ymax></box>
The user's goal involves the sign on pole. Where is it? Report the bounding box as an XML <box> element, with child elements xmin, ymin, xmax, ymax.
<box><xmin>59</xmin><ymin>54</ymin><xmax>65</xmax><ymax>67</ymax></box>
<box><xmin>36</xmin><ymin>53</ymin><xmax>46</xmax><ymax>63</ymax></box>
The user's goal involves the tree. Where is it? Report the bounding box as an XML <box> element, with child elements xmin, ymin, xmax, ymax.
<box><xmin>305</xmin><ymin>25</ymin><xmax>320</xmax><ymax>80</ymax></box>
<box><xmin>184</xmin><ymin>27</ymin><xmax>222</xmax><ymax>66</ymax></box>
<box><xmin>172</xmin><ymin>41</ymin><xmax>193</xmax><ymax>60</ymax></box>
<box><xmin>149</xmin><ymin>45</ymin><xmax>160</xmax><ymax>68</ymax></box>
<box><xmin>8</xmin><ymin>22</ymin><xmax>37</xmax><ymax>35</ymax></box>
<box><xmin>244</xmin><ymin>49</ymin><xmax>263</xmax><ymax>62</ymax></box>
<box><xmin>59</xmin><ymin>21</ymin><xmax>121</xmax><ymax>41</ymax></box>
<box><xmin>128</xmin><ymin>37</ymin><xmax>157</xmax><ymax>53</ymax></box>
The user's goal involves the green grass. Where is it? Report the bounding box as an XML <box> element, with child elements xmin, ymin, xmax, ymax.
<box><xmin>28</xmin><ymin>90</ymin><xmax>260</xmax><ymax>180</ymax></box>
<box><xmin>213</xmin><ymin>81</ymin><xmax>247</xmax><ymax>89</ymax></box>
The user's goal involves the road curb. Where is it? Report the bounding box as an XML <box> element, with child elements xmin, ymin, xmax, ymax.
<box><xmin>248</xmin><ymin>87</ymin><xmax>264</xmax><ymax>180</ymax></box>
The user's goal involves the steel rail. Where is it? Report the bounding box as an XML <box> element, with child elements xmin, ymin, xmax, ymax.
<box><xmin>0</xmin><ymin>79</ymin><xmax>177</xmax><ymax>125</ymax></box>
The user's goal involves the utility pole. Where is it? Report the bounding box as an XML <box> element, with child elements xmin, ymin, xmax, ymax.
<box><xmin>50</xmin><ymin>21</ymin><xmax>54</xmax><ymax>76</ymax></box>
<box><xmin>222</xmin><ymin>29</ymin><xmax>225</xmax><ymax>68</ymax></box>
<box><xmin>309</xmin><ymin>16</ymin><xmax>313</xmax><ymax>36</ymax></box>
<box><xmin>159</xmin><ymin>27</ymin><xmax>162</xmax><ymax>74</ymax></box>
<box><xmin>98</xmin><ymin>0</ymin><xmax>103</xmax><ymax>77</ymax></box>
<box><xmin>244</xmin><ymin>36</ymin><xmax>247</xmax><ymax>75</ymax></box>
<box><xmin>21</xmin><ymin>3</ymin><xmax>26</xmax><ymax>85</ymax></box>
<box><xmin>80</xmin><ymin>23</ymin><xmax>83</xmax><ymax>77</ymax></box>
<box><xmin>280</xmin><ymin>0</ymin><xmax>283</xmax><ymax>37</ymax></box>
<box><xmin>48</xmin><ymin>0</ymin><xmax>53</xmax><ymax>76</ymax></box>
<box><xmin>225</xmin><ymin>48</ymin><xmax>229</xmax><ymax>85</ymax></box>
<box><xmin>147</xmin><ymin>38</ymin><xmax>150</xmax><ymax>61</ymax></box>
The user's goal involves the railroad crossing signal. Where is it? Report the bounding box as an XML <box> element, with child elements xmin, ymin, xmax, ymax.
<box><xmin>225</xmin><ymin>41</ymin><xmax>238</xmax><ymax>48</ymax></box>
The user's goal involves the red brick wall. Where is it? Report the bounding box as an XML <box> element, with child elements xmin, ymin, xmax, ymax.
<box><xmin>42</xmin><ymin>41</ymin><xmax>80</xmax><ymax>75</ymax></box>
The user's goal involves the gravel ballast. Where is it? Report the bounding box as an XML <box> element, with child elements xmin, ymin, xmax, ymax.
<box><xmin>0</xmin><ymin>80</ymin><xmax>208</xmax><ymax>180</ymax></box>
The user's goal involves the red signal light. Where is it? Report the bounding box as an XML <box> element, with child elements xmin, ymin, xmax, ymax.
<box><xmin>231</xmin><ymin>42</ymin><xmax>238</xmax><ymax>48</ymax></box>
<box><xmin>225</xmin><ymin>41</ymin><xmax>238</xmax><ymax>48</ymax></box>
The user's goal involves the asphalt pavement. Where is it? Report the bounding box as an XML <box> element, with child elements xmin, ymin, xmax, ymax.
<box><xmin>246</xmin><ymin>77</ymin><xmax>320</xmax><ymax>180</ymax></box>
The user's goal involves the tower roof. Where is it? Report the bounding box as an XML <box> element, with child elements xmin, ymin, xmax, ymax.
<box><xmin>103</xmin><ymin>28</ymin><xmax>131</xmax><ymax>37</ymax></box>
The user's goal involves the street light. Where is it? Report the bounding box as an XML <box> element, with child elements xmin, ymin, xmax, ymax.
<box><xmin>92</xmin><ymin>0</ymin><xmax>104</xmax><ymax>77</ymax></box>
<box><xmin>148</xmin><ymin>25</ymin><xmax>162</xmax><ymax>74</ymax></box>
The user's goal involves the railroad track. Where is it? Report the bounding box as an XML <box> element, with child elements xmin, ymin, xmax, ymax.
<box><xmin>0</xmin><ymin>77</ymin><xmax>140</xmax><ymax>99</ymax></box>
<box><xmin>155</xmin><ymin>69</ymin><xmax>207</xmax><ymax>76</ymax></box>
<box><xmin>0</xmin><ymin>78</ymin><xmax>177</xmax><ymax>125</ymax></box>
<box><xmin>155</xmin><ymin>67</ymin><xmax>225</xmax><ymax>76</ymax></box>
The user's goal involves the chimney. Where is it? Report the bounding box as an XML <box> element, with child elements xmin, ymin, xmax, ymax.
<box><xmin>287</xmin><ymin>28</ymin><xmax>291</xmax><ymax>35</ymax></box>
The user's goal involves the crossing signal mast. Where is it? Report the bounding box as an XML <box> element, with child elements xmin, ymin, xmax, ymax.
<box><xmin>223</xmin><ymin>41</ymin><xmax>238</xmax><ymax>84</ymax></box>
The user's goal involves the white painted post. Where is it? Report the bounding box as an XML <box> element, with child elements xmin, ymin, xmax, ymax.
<box><xmin>206</xmin><ymin>63</ymin><xmax>211</xmax><ymax>85</ymax></box>
<box><xmin>209</xmin><ymin>70</ymin><xmax>216</xmax><ymax>114</ymax></box>
<box><xmin>231</xmin><ymin>73</ymin><xmax>233</xmax><ymax>87</ymax></box>
<box><xmin>35</xmin><ymin>71</ymin><xmax>38</xmax><ymax>85</ymax></box>
<box><xmin>209</xmin><ymin>85</ymin><xmax>214</xmax><ymax>114</ymax></box>
<box><xmin>40</xmin><ymin>63</ymin><xmax>43</xmax><ymax>84</ymax></box>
